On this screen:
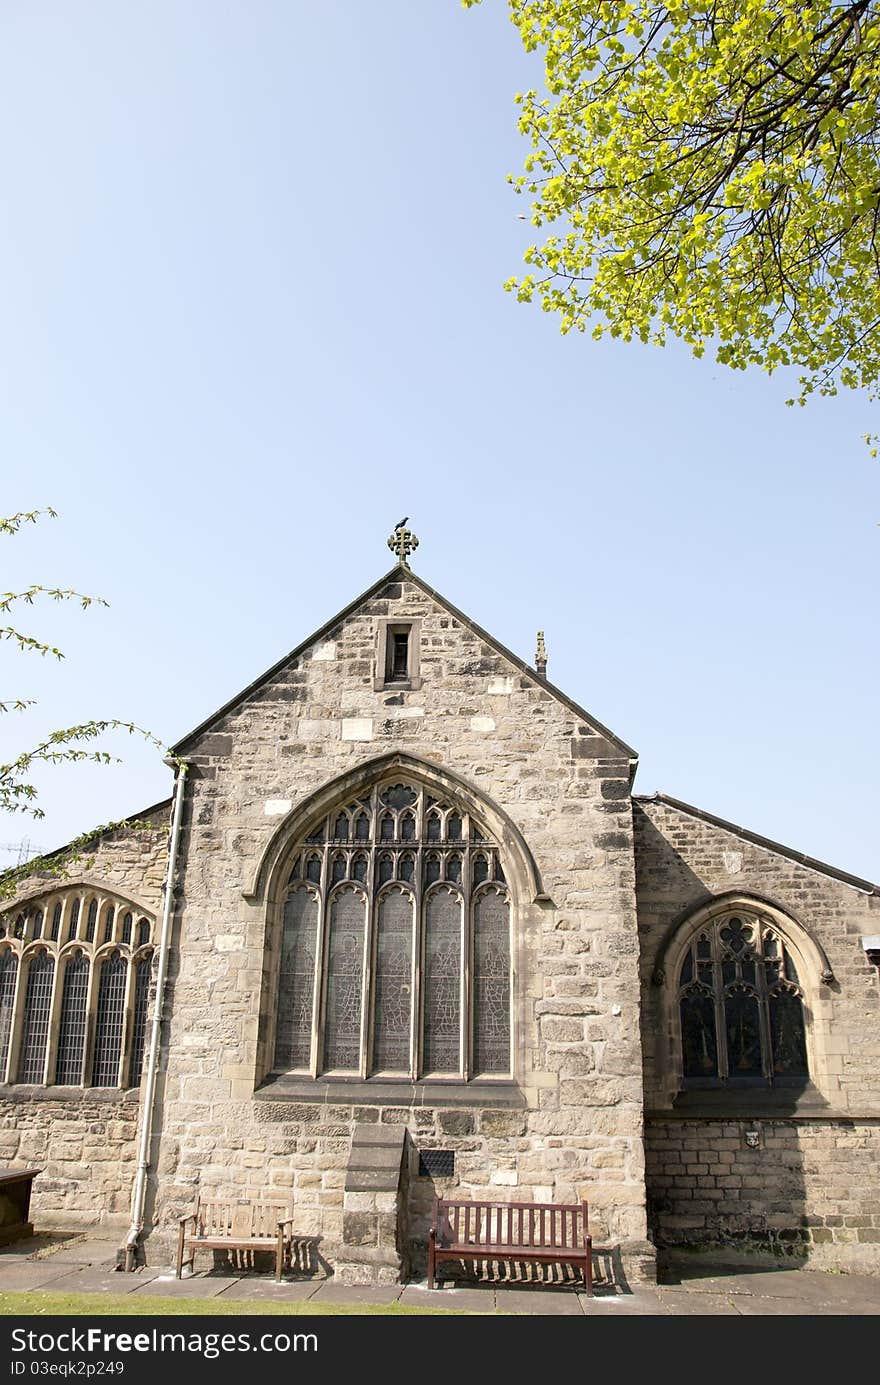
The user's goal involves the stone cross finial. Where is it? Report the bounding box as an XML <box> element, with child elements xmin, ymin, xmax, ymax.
<box><xmin>535</xmin><ymin>631</ymin><xmax>548</xmax><ymax>677</ymax></box>
<box><xmin>388</xmin><ymin>523</ymin><xmax>419</xmax><ymax>567</ymax></box>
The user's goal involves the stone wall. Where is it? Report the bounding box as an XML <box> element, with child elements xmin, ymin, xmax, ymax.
<box><xmin>0</xmin><ymin>1087</ymin><xmax>141</xmax><ymax>1234</ymax></box>
<box><xmin>646</xmin><ymin>1117</ymin><xmax>880</xmax><ymax>1271</ymax></box>
<box><xmin>634</xmin><ymin>796</ymin><xmax>880</xmax><ymax>1269</ymax></box>
<box><xmin>0</xmin><ymin>806</ymin><xmax>171</xmax><ymax>1230</ymax></box>
<box><xmin>149</xmin><ymin>571</ymin><xmax>653</xmax><ymax>1280</ymax></box>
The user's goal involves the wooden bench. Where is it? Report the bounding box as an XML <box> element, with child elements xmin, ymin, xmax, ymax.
<box><xmin>177</xmin><ymin>1199</ymin><xmax>295</xmax><ymax>1282</ymax></box>
<box><xmin>428</xmin><ymin>1197</ymin><xmax>592</xmax><ymax>1294</ymax></box>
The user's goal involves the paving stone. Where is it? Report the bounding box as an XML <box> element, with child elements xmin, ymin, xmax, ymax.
<box><xmin>0</xmin><ymin>1261</ymin><xmax>84</xmax><ymax>1291</ymax></box>
<box><xmin>33</xmin><ymin>1268</ymin><xmax>160</xmax><ymax>1296</ymax></box>
<box><xmin>311</xmin><ymin>1283</ymin><xmax>403</xmax><ymax>1306</ymax></box>
<box><xmin>492</xmin><ymin>1288</ymin><xmax>583</xmax><ymax>1315</ymax></box>
<box><xmin>130</xmin><ymin>1274</ymin><xmax>241</xmax><ymax>1299</ymax></box>
<box><xmin>659</xmin><ymin>1291</ymin><xmax>741</xmax><ymax>1315</ymax></box>
<box><xmin>581</xmin><ymin>1291</ymin><xmax>669</xmax><ymax>1315</ymax></box>
<box><xmin>217</xmin><ymin>1278</ymin><xmax>321</xmax><ymax>1302</ymax></box>
<box><xmin>400</xmin><ymin>1284</ymin><xmax>495</xmax><ymax>1312</ymax></box>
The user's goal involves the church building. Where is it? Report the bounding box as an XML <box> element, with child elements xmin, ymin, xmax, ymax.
<box><xmin>1</xmin><ymin>526</ymin><xmax>878</xmax><ymax>1284</ymax></box>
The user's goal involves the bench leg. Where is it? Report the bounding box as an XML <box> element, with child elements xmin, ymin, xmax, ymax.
<box><xmin>275</xmin><ymin>1231</ymin><xmax>284</xmax><ymax>1283</ymax></box>
<box><xmin>176</xmin><ymin>1223</ymin><xmax>186</xmax><ymax>1280</ymax></box>
<box><xmin>427</xmin><ymin>1235</ymin><xmax>435</xmax><ymax>1291</ymax></box>
<box><xmin>584</xmin><ymin>1240</ymin><xmax>593</xmax><ymax>1297</ymax></box>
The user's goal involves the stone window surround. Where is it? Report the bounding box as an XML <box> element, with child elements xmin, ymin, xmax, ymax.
<box><xmin>373</xmin><ymin>617</ymin><xmax>422</xmax><ymax>691</ymax></box>
<box><xmin>0</xmin><ymin>886</ymin><xmax>155</xmax><ymax>1090</ymax></box>
<box><xmin>653</xmin><ymin>894</ymin><xmax>837</xmax><ymax>1111</ymax></box>
<box><xmin>250</xmin><ymin>753</ymin><xmax>546</xmax><ymax>1094</ymax></box>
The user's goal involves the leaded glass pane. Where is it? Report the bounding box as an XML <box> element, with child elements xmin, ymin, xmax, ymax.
<box><xmin>0</xmin><ymin>952</ymin><xmax>18</xmax><ymax>1076</ymax></box>
<box><xmin>381</xmin><ymin>785</ymin><xmax>416</xmax><ymax>810</ymax></box>
<box><xmin>91</xmin><ymin>953</ymin><xmax>127</xmax><ymax>1087</ymax></box>
<box><xmin>680</xmin><ymin>991</ymin><xmax>718</xmax><ymax>1078</ymax></box>
<box><xmin>122</xmin><ymin>912</ymin><xmax>133</xmax><ymax>945</ymax></box>
<box><xmin>129</xmin><ymin>955</ymin><xmax>152</xmax><ymax>1086</ymax></box>
<box><xmin>724</xmin><ymin>987</ymin><xmax>762</xmax><ymax>1079</ymax></box>
<box><xmin>769</xmin><ymin>988</ymin><xmax>808</xmax><ymax>1077</ymax></box>
<box><xmin>54</xmin><ymin>954</ymin><xmax>90</xmax><ymax>1085</ymax></box>
<box><xmin>275</xmin><ymin>886</ymin><xmax>318</xmax><ymax>1070</ymax></box>
<box><xmin>102</xmin><ymin>904</ymin><xmax>115</xmax><ymax>944</ymax></box>
<box><xmin>32</xmin><ymin>911</ymin><xmax>43</xmax><ymax>941</ymax></box>
<box><xmin>67</xmin><ymin>899</ymin><xmax>80</xmax><ymax>942</ymax></box>
<box><xmin>372</xmin><ymin>888</ymin><xmax>413</xmax><ymax>1071</ymax></box>
<box><xmin>50</xmin><ymin>904</ymin><xmax>62</xmax><ymax>941</ymax></box>
<box><xmin>17</xmin><ymin>954</ymin><xmax>54</xmax><ymax>1083</ymax></box>
<box><xmin>423</xmin><ymin>886</ymin><xmax>461</xmax><ymax>1073</ymax></box>
<box><xmin>85</xmin><ymin>900</ymin><xmax>97</xmax><ymax>943</ymax></box>
<box><xmin>279</xmin><ymin>780</ymin><xmax>514</xmax><ymax>1080</ymax></box>
<box><xmin>473</xmin><ymin>889</ymin><xmax>510</xmax><ymax>1073</ymax></box>
<box><xmin>136</xmin><ymin>919</ymin><xmax>150</xmax><ymax>949</ymax></box>
<box><xmin>323</xmin><ymin>887</ymin><xmax>366</xmax><ymax>1071</ymax></box>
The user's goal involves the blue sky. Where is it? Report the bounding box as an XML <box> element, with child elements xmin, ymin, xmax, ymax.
<box><xmin>1</xmin><ymin>1</ymin><xmax>877</xmax><ymax>880</ymax></box>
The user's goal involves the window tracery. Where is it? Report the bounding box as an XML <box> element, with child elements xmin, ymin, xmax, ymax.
<box><xmin>273</xmin><ymin>780</ymin><xmax>512</xmax><ymax>1080</ymax></box>
<box><xmin>0</xmin><ymin>889</ymin><xmax>154</xmax><ymax>1088</ymax></box>
<box><xmin>678</xmin><ymin>910</ymin><xmax>808</xmax><ymax>1087</ymax></box>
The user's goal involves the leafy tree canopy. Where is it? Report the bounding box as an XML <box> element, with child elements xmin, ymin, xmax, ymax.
<box><xmin>467</xmin><ymin>1</ymin><xmax>880</xmax><ymax>402</ymax></box>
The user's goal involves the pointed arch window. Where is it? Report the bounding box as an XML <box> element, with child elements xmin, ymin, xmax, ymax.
<box><xmin>678</xmin><ymin>911</ymin><xmax>808</xmax><ymax>1088</ymax></box>
<box><xmin>0</xmin><ymin>890</ymin><xmax>155</xmax><ymax>1089</ymax></box>
<box><xmin>273</xmin><ymin>780</ymin><xmax>512</xmax><ymax>1080</ymax></box>
<box><xmin>54</xmin><ymin>952</ymin><xmax>90</xmax><ymax>1085</ymax></box>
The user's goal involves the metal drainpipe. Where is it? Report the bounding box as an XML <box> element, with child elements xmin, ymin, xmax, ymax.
<box><xmin>123</xmin><ymin>758</ymin><xmax>188</xmax><ymax>1271</ymax></box>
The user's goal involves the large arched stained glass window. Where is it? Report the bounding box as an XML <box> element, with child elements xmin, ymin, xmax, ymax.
<box><xmin>91</xmin><ymin>952</ymin><xmax>127</xmax><ymax>1087</ymax></box>
<box><xmin>678</xmin><ymin>911</ymin><xmax>809</xmax><ymax>1088</ymax></box>
<box><xmin>274</xmin><ymin>780</ymin><xmax>513</xmax><ymax>1080</ymax></box>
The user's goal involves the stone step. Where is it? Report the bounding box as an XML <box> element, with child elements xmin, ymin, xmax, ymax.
<box><xmin>345</xmin><ymin>1170</ymin><xmax>400</xmax><ymax>1193</ymax></box>
<box><xmin>350</xmin><ymin>1124</ymin><xmax>406</xmax><ymax>1147</ymax></box>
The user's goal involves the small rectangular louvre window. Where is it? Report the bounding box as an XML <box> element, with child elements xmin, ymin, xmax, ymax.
<box><xmin>419</xmin><ymin>1150</ymin><xmax>455</xmax><ymax>1178</ymax></box>
<box><xmin>390</xmin><ymin>632</ymin><xmax>409</xmax><ymax>681</ymax></box>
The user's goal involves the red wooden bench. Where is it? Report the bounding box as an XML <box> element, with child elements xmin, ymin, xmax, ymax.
<box><xmin>428</xmin><ymin>1197</ymin><xmax>593</xmax><ymax>1293</ymax></box>
<box><xmin>177</xmin><ymin>1198</ymin><xmax>295</xmax><ymax>1282</ymax></box>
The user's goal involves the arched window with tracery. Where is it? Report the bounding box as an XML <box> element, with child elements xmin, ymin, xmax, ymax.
<box><xmin>678</xmin><ymin>910</ymin><xmax>808</xmax><ymax>1088</ymax></box>
<box><xmin>273</xmin><ymin>779</ymin><xmax>512</xmax><ymax>1080</ymax></box>
<box><xmin>0</xmin><ymin>889</ymin><xmax>155</xmax><ymax>1089</ymax></box>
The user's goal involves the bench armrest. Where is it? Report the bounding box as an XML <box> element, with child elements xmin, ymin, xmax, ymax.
<box><xmin>178</xmin><ymin>1213</ymin><xmax>196</xmax><ymax>1228</ymax></box>
<box><xmin>277</xmin><ymin>1218</ymin><xmax>294</xmax><ymax>1230</ymax></box>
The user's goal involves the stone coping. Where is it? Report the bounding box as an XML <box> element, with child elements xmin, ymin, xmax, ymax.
<box><xmin>254</xmin><ymin>1075</ymin><xmax>526</xmax><ymax>1108</ymax></box>
<box><xmin>0</xmin><ymin>1085</ymin><xmax>139</xmax><ymax>1105</ymax></box>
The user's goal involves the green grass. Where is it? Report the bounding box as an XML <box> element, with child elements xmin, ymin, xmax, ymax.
<box><xmin>0</xmin><ymin>1291</ymin><xmax>479</xmax><ymax>1317</ymax></box>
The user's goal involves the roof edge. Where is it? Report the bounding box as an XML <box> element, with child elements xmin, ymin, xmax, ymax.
<box><xmin>172</xmin><ymin>563</ymin><xmax>638</xmax><ymax>762</ymax></box>
<box><xmin>635</xmin><ymin>792</ymin><xmax>879</xmax><ymax>896</ymax></box>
